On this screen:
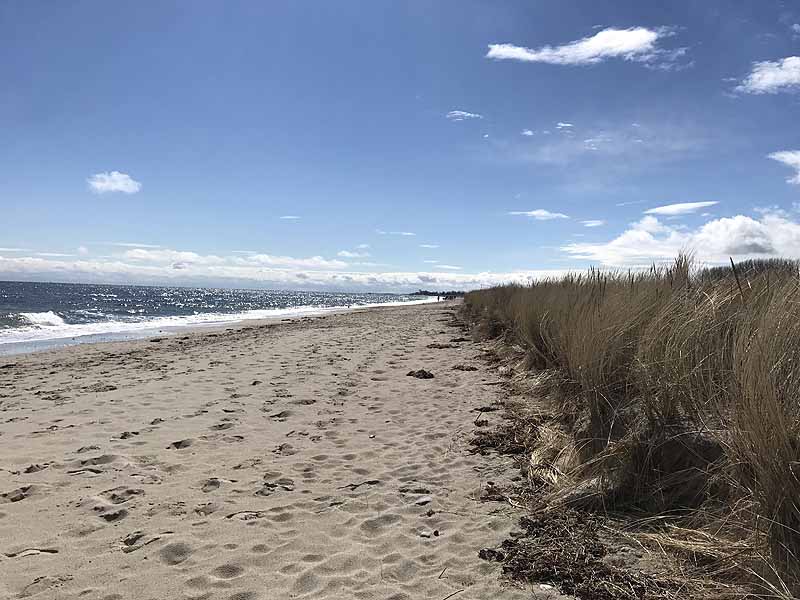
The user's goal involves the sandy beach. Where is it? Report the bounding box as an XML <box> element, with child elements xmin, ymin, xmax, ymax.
<box><xmin>0</xmin><ymin>302</ymin><xmax>549</xmax><ymax>600</ymax></box>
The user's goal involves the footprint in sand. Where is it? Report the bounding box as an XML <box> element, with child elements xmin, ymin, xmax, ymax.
<box><xmin>273</xmin><ymin>443</ymin><xmax>296</xmax><ymax>456</ymax></box>
<box><xmin>167</xmin><ymin>439</ymin><xmax>193</xmax><ymax>450</ymax></box>
<box><xmin>1</xmin><ymin>485</ymin><xmax>36</xmax><ymax>503</ymax></box>
<box><xmin>23</xmin><ymin>463</ymin><xmax>48</xmax><ymax>474</ymax></box>
<box><xmin>256</xmin><ymin>477</ymin><xmax>295</xmax><ymax>496</ymax></box>
<box><xmin>80</xmin><ymin>454</ymin><xmax>119</xmax><ymax>466</ymax></box>
<box><xmin>201</xmin><ymin>478</ymin><xmax>221</xmax><ymax>492</ymax></box>
<box><xmin>98</xmin><ymin>508</ymin><xmax>128</xmax><ymax>522</ymax></box>
<box><xmin>269</xmin><ymin>410</ymin><xmax>292</xmax><ymax>421</ymax></box>
<box><xmin>210</xmin><ymin>422</ymin><xmax>235</xmax><ymax>431</ymax></box>
<box><xmin>99</xmin><ymin>486</ymin><xmax>144</xmax><ymax>505</ymax></box>
<box><xmin>76</xmin><ymin>445</ymin><xmax>101</xmax><ymax>453</ymax></box>
<box><xmin>211</xmin><ymin>563</ymin><xmax>245</xmax><ymax>579</ymax></box>
<box><xmin>121</xmin><ymin>530</ymin><xmax>167</xmax><ymax>553</ymax></box>
<box><xmin>159</xmin><ymin>541</ymin><xmax>193</xmax><ymax>565</ymax></box>
<box><xmin>194</xmin><ymin>502</ymin><xmax>220</xmax><ymax>516</ymax></box>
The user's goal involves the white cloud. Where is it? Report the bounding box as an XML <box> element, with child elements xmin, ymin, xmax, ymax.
<box><xmin>582</xmin><ymin>220</ymin><xmax>606</xmax><ymax>227</ymax></box>
<box><xmin>0</xmin><ymin>252</ymin><xmax>572</xmax><ymax>292</ymax></box>
<box><xmin>77</xmin><ymin>246</ymin><xmax>89</xmax><ymax>256</ymax></box>
<box><xmin>356</xmin><ymin>243</ymin><xmax>370</xmax><ymax>249</ymax></box>
<box><xmin>244</xmin><ymin>253</ymin><xmax>347</xmax><ymax>269</ymax></box>
<box><xmin>521</xmin><ymin>129</ymin><xmax>534</xmax><ymax>136</ymax></box>
<box><xmin>423</xmin><ymin>260</ymin><xmax>439</xmax><ymax>264</ymax></box>
<box><xmin>644</xmin><ymin>201</ymin><xmax>718</xmax><ymax>216</ymax></box>
<box><xmin>486</xmin><ymin>27</ymin><xmax>682</xmax><ymax>67</ymax></box>
<box><xmin>509</xmin><ymin>209</ymin><xmax>570</xmax><ymax>220</ymax></box>
<box><xmin>419</xmin><ymin>244</ymin><xmax>439</xmax><ymax>249</ymax></box>
<box><xmin>87</xmin><ymin>171</ymin><xmax>141</xmax><ymax>194</ymax></box>
<box><xmin>446</xmin><ymin>110</ymin><xmax>483</xmax><ymax>121</ymax></box>
<box><xmin>337</xmin><ymin>249</ymin><xmax>370</xmax><ymax>258</ymax></box>
<box><xmin>556</xmin><ymin>122</ymin><xmax>574</xmax><ymax>129</ymax></box>
<box><xmin>36</xmin><ymin>252</ymin><xmax>75</xmax><ymax>257</ymax></box>
<box><xmin>736</xmin><ymin>56</ymin><xmax>800</xmax><ymax>94</ymax></box>
<box><xmin>118</xmin><ymin>247</ymin><xmax>349</xmax><ymax>270</ymax></box>
<box><xmin>436</xmin><ymin>265</ymin><xmax>462</xmax><ymax>270</ymax></box>
<box><xmin>279</xmin><ymin>215</ymin><xmax>301</xmax><ymax>220</ymax></box>
<box><xmin>123</xmin><ymin>248</ymin><xmax>226</xmax><ymax>266</ymax></box>
<box><xmin>561</xmin><ymin>211</ymin><xmax>800</xmax><ymax>266</ymax></box>
<box><xmin>0</xmin><ymin>247</ymin><xmax>32</xmax><ymax>252</ymax></box>
<box><xmin>376</xmin><ymin>230</ymin><xmax>416</xmax><ymax>236</ymax></box>
<box><xmin>769</xmin><ymin>150</ymin><xmax>800</xmax><ymax>184</ymax></box>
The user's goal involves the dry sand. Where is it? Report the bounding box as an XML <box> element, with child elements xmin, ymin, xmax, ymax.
<box><xmin>0</xmin><ymin>302</ymin><xmax>562</xmax><ymax>600</ymax></box>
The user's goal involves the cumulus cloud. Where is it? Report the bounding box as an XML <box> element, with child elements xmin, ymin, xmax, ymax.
<box><xmin>561</xmin><ymin>211</ymin><xmax>800</xmax><ymax>266</ymax></box>
<box><xmin>556</xmin><ymin>122</ymin><xmax>574</xmax><ymax>129</ymax></box>
<box><xmin>521</xmin><ymin>129</ymin><xmax>534</xmax><ymax>136</ymax></box>
<box><xmin>87</xmin><ymin>171</ymin><xmax>141</xmax><ymax>194</ymax></box>
<box><xmin>77</xmin><ymin>246</ymin><xmax>89</xmax><ymax>256</ymax></box>
<box><xmin>644</xmin><ymin>201</ymin><xmax>718</xmax><ymax>216</ymax></box>
<box><xmin>446</xmin><ymin>110</ymin><xmax>483</xmax><ymax>121</ymax></box>
<box><xmin>486</xmin><ymin>27</ymin><xmax>684</xmax><ymax>68</ymax></box>
<box><xmin>582</xmin><ymin>220</ymin><xmax>606</xmax><ymax>227</ymax></box>
<box><xmin>509</xmin><ymin>209</ymin><xmax>569</xmax><ymax>220</ymax></box>
<box><xmin>279</xmin><ymin>215</ymin><xmax>301</xmax><ymax>220</ymax></box>
<box><xmin>736</xmin><ymin>56</ymin><xmax>800</xmax><ymax>94</ymax></box>
<box><xmin>436</xmin><ymin>265</ymin><xmax>462</xmax><ymax>270</ymax></box>
<box><xmin>769</xmin><ymin>150</ymin><xmax>800</xmax><ymax>184</ymax></box>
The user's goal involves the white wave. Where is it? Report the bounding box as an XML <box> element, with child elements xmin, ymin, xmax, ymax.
<box><xmin>20</xmin><ymin>311</ymin><xmax>66</xmax><ymax>327</ymax></box>
<box><xmin>0</xmin><ymin>297</ymin><xmax>439</xmax><ymax>346</ymax></box>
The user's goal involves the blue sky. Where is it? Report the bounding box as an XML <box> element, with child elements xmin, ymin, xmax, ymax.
<box><xmin>3</xmin><ymin>1</ymin><xmax>800</xmax><ymax>291</ymax></box>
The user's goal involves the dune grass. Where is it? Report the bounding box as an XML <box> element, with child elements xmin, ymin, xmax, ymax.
<box><xmin>464</xmin><ymin>255</ymin><xmax>800</xmax><ymax>597</ymax></box>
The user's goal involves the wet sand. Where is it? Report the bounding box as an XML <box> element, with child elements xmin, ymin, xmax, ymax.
<box><xmin>0</xmin><ymin>302</ymin><xmax>556</xmax><ymax>600</ymax></box>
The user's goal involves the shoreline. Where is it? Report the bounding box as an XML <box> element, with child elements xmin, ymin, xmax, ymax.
<box><xmin>0</xmin><ymin>296</ymin><xmax>441</xmax><ymax>357</ymax></box>
<box><xmin>0</xmin><ymin>301</ymin><xmax>535</xmax><ymax>600</ymax></box>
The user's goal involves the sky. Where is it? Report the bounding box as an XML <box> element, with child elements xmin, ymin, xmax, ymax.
<box><xmin>3</xmin><ymin>1</ymin><xmax>800</xmax><ymax>292</ymax></box>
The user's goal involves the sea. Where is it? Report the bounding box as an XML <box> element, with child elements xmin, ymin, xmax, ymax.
<box><xmin>0</xmin><ymin>281</ymin><xmax>437</xmax><ymax>355</ymax></box>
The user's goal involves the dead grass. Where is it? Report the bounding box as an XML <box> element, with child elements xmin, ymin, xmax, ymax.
<box><xmin>464</xmin><ymin>255</ymin><xmax>800</xmax><ymax>598</ymax></box>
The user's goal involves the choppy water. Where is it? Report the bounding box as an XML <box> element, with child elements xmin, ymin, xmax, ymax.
<box><xmin>0</xmin><ymin>281</ymin><xmax>434</xmax><ymax>353</ymax></box>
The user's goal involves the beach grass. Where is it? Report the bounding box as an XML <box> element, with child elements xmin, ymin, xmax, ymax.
<box><xmin>463</xmin><ymin>255</ymin><xmax>800</xmax><ymax>597</ymax></box>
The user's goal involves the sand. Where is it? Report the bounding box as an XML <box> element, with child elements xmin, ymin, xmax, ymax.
<box><xmin>0</xmin><ymin>302</ymin><xmax>561</xmax><ymax>600</ymax></box>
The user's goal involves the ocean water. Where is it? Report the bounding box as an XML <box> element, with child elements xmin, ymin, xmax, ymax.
<box><xmin>0</xmin><ymin>281</ymin><xmax>436</xmax><ymax>355</ymax></box>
